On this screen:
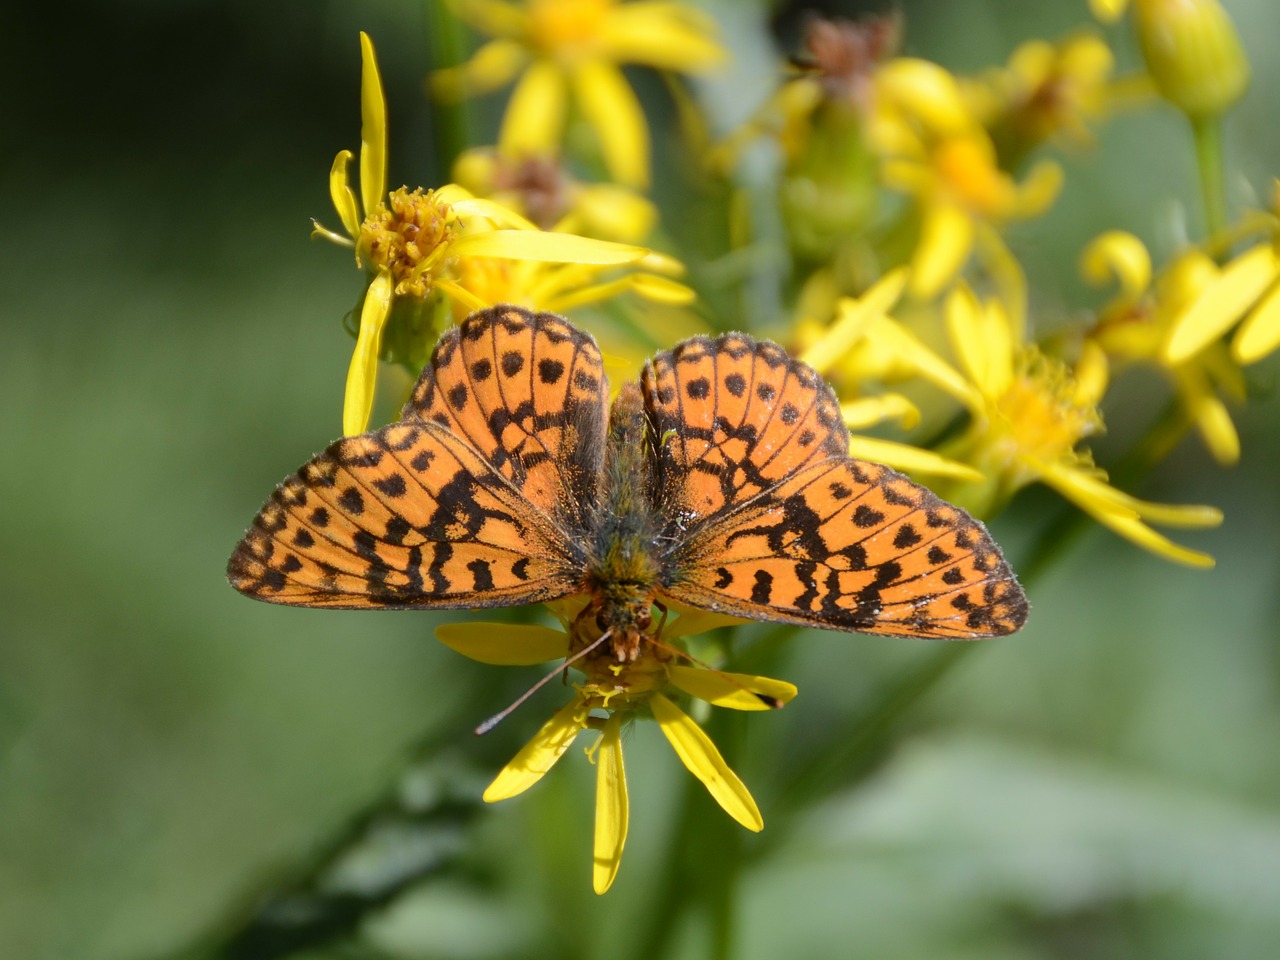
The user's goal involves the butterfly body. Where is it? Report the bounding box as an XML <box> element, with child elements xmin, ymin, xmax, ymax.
<box><xmin>229</xmin><ymin>306</ymin><xmax>1027</xmax><ymax>652</ymax></box>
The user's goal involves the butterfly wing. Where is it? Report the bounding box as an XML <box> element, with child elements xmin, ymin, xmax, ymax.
<box><xmin>643</xmin><ymin>334</ymin><xmax>1027</xmax><ymax>639</ymax></box>
<box><xmin>227</xmin><ymin>420</ymin><xmax>584</xmax><ymax>608</ymax></box>
<box><xmin>403</xmin><ymin>304</ymin><xmax>607</xmax><ymax>532</ymax></box>
<box><xmin>228</xmin><ymin>305</ymin><xmax>607</xmax><ymax>609</ymax></box>
<box><xmin>644</xmin><ymin>332</ymin><xmax>848</xmax><ymax>518</ymax></box>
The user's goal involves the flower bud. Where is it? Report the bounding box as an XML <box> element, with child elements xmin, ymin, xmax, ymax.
<box><xmin>1134</xmin><ymin>0</ymin><xmax>1249</xmax><ymax>119</ymax></box>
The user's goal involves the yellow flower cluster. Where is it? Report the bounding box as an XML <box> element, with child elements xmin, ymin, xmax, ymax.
<box><xmin>282</xmin><ymin>0</ymin><xmax>1277</xmax><ymax>896</ymax></box>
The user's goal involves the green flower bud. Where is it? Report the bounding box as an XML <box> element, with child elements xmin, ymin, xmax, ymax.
<box><xmin>1135</xmin><ymin>0</ymin><xmax>1250</xmax><ymax>119</ymax></box>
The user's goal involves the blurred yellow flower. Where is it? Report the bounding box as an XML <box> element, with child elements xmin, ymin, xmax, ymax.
<box><xmin>1161</xmin><ymin>211</ymin><xmax>1280</xmax><ymax>370</ymax></box>
<box><xmin>435</xmin><ymin>600</ymin><xmax>794</xmax><ymax>894</ymax></box>
<box><xmin>798</xmin><ymin>269</ymin><xmax>984</xmax><ymax>482</ymax></box>
<box><xmin>963</xmin><ymin>32</ymin><xmax>1116</xmax><ymax>160</ymax></box>
<box><xmin>709</xmin><ymin>15</ymin><xmax>901</xmax><ymax>258</ymax></box>
<box><xmin>431</xmin><ymin>0</ymin><xmax>726</xmax><ymax>188</ymax></box>
<box><xmin>820</xmin><ymin>271</ymin><xmax>1222</xmax><ymax>565</ymax></box>
<box><xmin>872</xmin><ymin>59</ymin><xmax>1063</xmax><ymax>299</ymax></box>
<box><xmin>312</xmin><ymin>34</ymin><xmax>688</xmax><ymax>437</ymax></box>
<box><xmin>451</xmin><ymin>147</ymin><xmax>659</xmax><ymax>242</ymax></box>
<box><xmin>1083</xmin><ymin>230</ymin><xmax>1259</xmax><ymax>465</ymax></box>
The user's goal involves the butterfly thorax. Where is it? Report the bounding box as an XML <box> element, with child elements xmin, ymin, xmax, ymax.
<box><xmin>581</xmin><ymin>382</ymin><xmax>667</xmax><ymax>662</ymax></box>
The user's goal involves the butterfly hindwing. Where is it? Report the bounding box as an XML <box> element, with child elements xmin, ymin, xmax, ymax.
<box><xmin>227</xmin><ymin>419</ymin><xmax>584</xmax><ymax>609</ymax></box>
<box><xmin>404</xmin><ymin>305</ymin><xmax>607</xmax><ymax>534</ymax></box>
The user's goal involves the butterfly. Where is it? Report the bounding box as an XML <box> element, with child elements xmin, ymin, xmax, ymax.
<box><xmin>228</xmin><ymin>305</ymin><xmax>1027</xmax><ymax>658</ymax></box>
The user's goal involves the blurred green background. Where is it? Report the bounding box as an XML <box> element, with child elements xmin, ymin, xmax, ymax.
<box><xmin>3</xmin><ymin>1</ymin><xmax>1278</xmax><ymax>958</ymax></box>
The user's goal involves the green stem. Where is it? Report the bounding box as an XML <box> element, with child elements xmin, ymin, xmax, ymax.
<box><xmin>424</xmin><ymin>0</ymin><xmax>472</xmax><ymax>179</ymax></box>
<box><xmin>1191</xmin><ymin>114</ymin><xmax>1228</xmax><ymax>240</ymax></box>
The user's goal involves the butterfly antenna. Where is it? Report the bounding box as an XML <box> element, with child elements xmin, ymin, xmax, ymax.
<box><xmin>474</xmin><ymin>629</ymin><xmax>613</xmax><ymax>736</ymax></box>
<box><xmin>646</xmin><ymin>635</ymin><xmax>783</xmax><ymax>709</ymax></box>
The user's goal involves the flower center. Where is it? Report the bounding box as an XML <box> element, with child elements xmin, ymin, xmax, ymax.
<box><xmin>990</xmin><ymin>349</ymin><xmax>1101</xmax><ymax>474</ymax></box>
<box><xmin>934</xmin><ymin>136</ymin><xmax>1009</xmax><ymax>214</ymax></box>
<box><xmin>359</xmin><ymin>187</ymin><xmax>455</xmax><ymax>298</ymax></box>
<box><xmin>528</xmin><ymin>0</ymin><xmax>611</xmax><ymax>60</ymax></box>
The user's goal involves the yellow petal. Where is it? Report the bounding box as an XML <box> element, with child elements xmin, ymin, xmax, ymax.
<box><xmin>448</xmin><ymin>196</ymin><xmax>541</xmax><ymax>232</ymax></box>
<box><xmin>911</xmin><ymin>202</ymin><xmax>974</xmax><ymax>300</ymax></box>
<box><xmin>799</xmin><ymin>269</ymin><xmax>908</xmax><ymax>374</ymax></box>
<box><xmin>650</xmin><ymin>694</ymin><xmax>762</xmax><ymax>831</ymax></box>
<box><xmin>1039</xmin><ymin>462</ymin><xmax>1219</xmax><ymax>567</ymax></box>
<box><xmin>876</xmin><ymin>59</ymin><xmax>974</xmax><ymax>137</ymax></box>
<box><xmin>1163</xmin><ymin>243</ymin><xmax>1280</xmax><ymax>364</ymax></box>
<box><xmin>1042</xmin><ymin>461</ymin><xmax>1222</xmax><ymax>527</ymax></box>
<box><xmin>430</xmin><ymin>40</ymin><xmax>529</xmax><ymax>100</ymax></box>
<box><xmin>1231</xmin><ymin>278</ymin><xmax>1280</xmax><ymax>364</ymax></box>
<box><xmin>572</xmin><ymin>60</ymin><xmax>650</xmax><ymax>188</ymax></box>
<box><xmin>499</xmin><ymin>59</ymin><xmax>567</xmax><ymax>160</ymax></box>
<box><xmin>448</xmin><ymin>229</ymin><xmax>648</xmax><ymax>264</ymax></box>
<box><xmin>660</xmin><ymin>605</ymin><xmax>749</xmax><ymax>640</ymax></box>
<box><xmin>1089</xmin><ymin>0</ymin><xmax>1130</xmax><ymax>24</ymax></box>
<box><xmin>1189</xmin><ymin>389</ymin><xmax>1241</xmax><ymax>466</ymax></box>
<box><xmin>946</xmin><ymin>284</ymin><xmax>1013</xmax><ymax>398</ymax></box>
<box><xmin>1080</xmin><ymin>230</ymin><xmax>1152</xmax><ymax>306</ymax></box>
<box><xmin>846</xmin><ymin>435</ymin><xmax>985</xmax><ymax>482</ymax></box>
<box><xmin>343</xmin><ymin>270</ymin><xmax>394</xmax><ymax>436</ymax></box>
<box><xmin>1074</xmin><ymin>338</ymin><xmax>1111</xmax><ymax>408</ymax></box>
<box><xmin>840</xmin><ymin>393</ymin><xmax>920</xmax><ymax>431</ymax></box>
<box><xmin>592</xmin><ymin>715</ymin><xmax>628</xmax><ymax>895</ymax></box>
<box><xmin>599</xmin><ymin>4</ymin><xmax>726</xmax><ymax>72</ymax></box>
<box><xmin>1009</xmin><ymin>160</ymin><xmax>1063</xmax><ymax>218</ymax></box>
<box><xmin>870</xmin><ymin>316</ymin><xmax>985</xmax><ymax>411</ymax></box>
<box><xmin>311</xmin><ymin>220</ymin><xmax>356</xmax><ymax>248</ymax></box>
<box><xmin>1087</xmin><ymin>509</ymin><xmax>1216</xmax><ymax>568</ymax></box>
<box><xmin>543</xmin><ymin>273</ymin><xmax>696</xmax><ymax>313</ymax></box>
<box><xmin>667</xmin><ymin>665</ymin><xmax>797</xmax><ymax>711</ymax></box>
<box><xmin>973</xmin><ymin>225</ymin><xmax>1028</xmax><ymax>341</ymax></box>
<box><xmin>483</xmin><ymin>699</ymin><xmax>585</xmax><ymax>802</ymax></box>
<box><xmin>328</xmin><ymin>150</ymin><xmax>361</xmax><ymax>239</ymax></box>
<box><xmin>435</xmin><ymin>278</ymin><xmax>493</xmax><ymax>314</ymax></box>
<box><xmin>435</xmin><ymin>623</ymin><xmax>568</xmax><ymax>665</ymax></box>
<box><xmin>359</xmin><ymin>32</ymin><xmax>388</xmax><ymax>217</ymax></box>
<box><xmin>565</xmin><ymin>184</ymin><xmax>658</xmax><ymax>243</ymax></box>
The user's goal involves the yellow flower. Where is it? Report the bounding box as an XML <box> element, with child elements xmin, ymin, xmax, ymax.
<box><xmin>817</xmin><ymin>269</ymin><xmax>1222</xmax><ymax>566</ymax></box>
<box><xmin>1092</xmin><ymin>0</ymin><xmax>1249</xmax><ymax>119</ymax></box>
<box><xmin>1161</xmin><ymin>204</ymin><xmax>1280</xmax><ymax>370</ymax></box>
<box><xmin>709</xmin><ymin>15</ymin><xmax>901</xmax><ymax>257</ymax></box>
<box><xmin>1083</xmin><ymin>230</ymin><xmax>1257</xmax><ymax>465</ymax></box>
<box><xmin>451</xmin><ymin>147</ymin><xmax>660</xmax><ymax>242</ymax></box>
<box><xmin>435</xmin><ymin>599</ymin><xmax>795</xmax><ymax>894</ymax></box>
<box><xmin>798</xmin><ymin>269</ymin><xmax>985</xmax><ymax>482</ymax></box>
<box><xmin>872</xmin><ymin>59</ymin><xmax>1063</xmax><ymax>299</ymax></box>
<box><xmin>312</xmin><ymin>34</ymin><xmax>686</xmax><ymax>437</ymax></box>
<box><xmin>962</xmin><ymin>32</ymin><xmax>1116</xmax><ymax>160</ymax></box>
<box><xmin>431</xmin><ymin>0</ymin><xmax>726</xmax><ymax>188</ymax></box>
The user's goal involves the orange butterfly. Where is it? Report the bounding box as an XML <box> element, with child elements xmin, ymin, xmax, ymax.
<box><xmin>229</xmin><ymin>305</ymin><xmax>1027</xmax><ymax>658</ymax></box>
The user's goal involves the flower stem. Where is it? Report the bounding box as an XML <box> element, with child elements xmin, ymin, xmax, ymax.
<box><xmin>1191</xmin><ymin>115</ymin><xmax>1228</xmax><ymax>240</ymax></box>
<box><xmin>424</xmin><ymin>0</ymin><xmax>472</xmax><ymax>177</ymax></box>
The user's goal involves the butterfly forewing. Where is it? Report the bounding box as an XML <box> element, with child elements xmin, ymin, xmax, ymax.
<box><xmin>648</xmin><ymin>333</ymin><xmax>1028</xmax><ymax>639</ymax></box>
<box><xmin>227</xmin><ymin>307</ymin><xmax>606</xmax><ymax>609</ymax></box>
<box><xmin>642</xmin><ymin>334</ymin><xmax>849</xmax><ymax>521</ymax></box>
<box><xmin>404</xmin><ymin>306</ymin><xmax>607</xmax><ymax>532</ymax></box>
